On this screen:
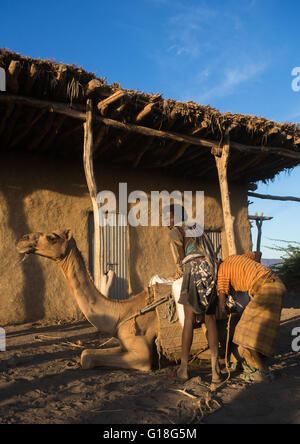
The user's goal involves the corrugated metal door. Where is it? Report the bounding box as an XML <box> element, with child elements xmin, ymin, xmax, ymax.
<box><xmin>88</xmin><ymin>212</ymin><xmax>129</xmax><ymax>299</ymax></box>
<box><xmin>206</xmin><ymin>231</ymin><xmax>222</xmax><ymax>259</ymax></box>
<box><xmin>102</xmin><ymin>213</ymin><xmax>128</xmax><ymax>299</ymax></box>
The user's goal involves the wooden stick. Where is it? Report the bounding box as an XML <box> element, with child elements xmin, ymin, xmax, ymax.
<box><xmin>213</xmin><ymin>139</ymin><xmax>237</xmax><ymax>256</ymax></box>
<box><xmin>0</xmin><ymin>93</ymin><xmax>86</xmax><ymax>120</ymax></box>
<box><xmin>93</xmin><ymin>125</ymin><xmax>107</xmax><ymax>154</ymax></box>
<box><xmin>133</xmin><ymin>137</ymin><xmax>153</xmax><ymax>167</ymax></box>
<box><xmin>10</xmin><ymin>109</ymin><xmax>47</xmax><ymax>148</ymax></box>
<box><xmin>0</xmin><ymin>102</ymin><xmax>14</xmax><ymax>136</ymax></box>
<box><xmin>40</xmin><ymin>114</ymin><xmax>66</xmax><ymax>151</ymax></box>
<box><xmin>255</xmin><ymin>214</ymin><xmax>264</xmax><ymax>252</ymax></box>
<box><xmin>7</xmin><ymin>60</ymin><xmax>22</xmax><ymax>94</ymax></box>
<box><xmin>2</xmin><ymin>105</ymin><xmax>22</xmax><ymax>147</ymax></box>
<box><xmin>83</xmin><ymin>99</ymin><xmax>103</xmax><ymax>289</ymax></box>
<box><xmin>136</xmin><ymin>102</ymin><xmax>156</xmax><ymax>122</ymax></box>
<box><xmin>160</xmin><ymin>143</ymin><xmax>190</xmax><ymax>166</ymax></box>
<box><xmin>1</xmin><ymin>93</ymin><xmax>300</xmax><ymax>160</ymax></box>
<box><xmin>248</xmin><ymin>192</ymin><xmax>300</xmax><ymax>203</ymax></box>
<box><xmin>30</xmin><ymin>112</ymin><xmax>55</xmax><ymax>150</ymax></box>
<box><xmin>97</xmin><ymin>90</ymin><xmax>126</xmax><ymax>116</ymax></box>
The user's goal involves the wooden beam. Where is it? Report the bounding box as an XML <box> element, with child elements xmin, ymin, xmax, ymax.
<box><xmin>249</xmin><ymin>215</ymin><xmax>273</xmax><ymax>221</ymax></box>
<box><xmin>249</xmin><ymin>213</ymin><xmax>273</xmax><ymax>253</ymax></box>
<box><xmin>10</xmin><ymin>109</ymin><xmax>47</xmax><ymax>148</ymax></box>
<box><xmin>7</xmin><ymin>60</ymin><xmax>22</xmax><ymax>94</ymax></box>
<box><xmin>93</xmin><ymin>125</ymin><xmax>107</xmax><ymax>154</ymax></box>
<box><xmin>0</xmin><ymin>93</ymin><xmax>86</xmax><ymax>120</ymax></box>
<box><xmin>97</xmin><ymin>90</ymin><xmax>127</xmax><ymax>116</ymax></box>
<box><xmin>40</xmin><ymin>114</ymin><xmax>66</xmax><ymax>152</ymax></box>
<box><xmin>160</xmin><ymin>142</ymin><xmax>190</xmax><ymax>166</ymax></box>
<box><xmin>213</xmin><ymin>140</ymin><xmax>237</xmax><ymax>256</ymax></box>
<box><xmin>133</xmin><ymin>137</ymin><xmax>154</xmax><ymax>167</ymax></box>
<box><xmin>136</xmin><ymin>102</ymin><xmax>156</xmax><ymax>122</ymax></box>
<box><xmin>0</xmin><ymin>102</ymin><xmax>14</xmax><ymax>136</ymax></box>
<box><xmin>1</xmin><ymin>93</ymin><xmax>300</xmax><ymax>161</ymax></box>
<box><xmin>83</xmin><ymin>99</ymin><xmax>103</xmax><ymax>289</ymax></box>
<box><xmin>30</xmin><ymin>112</ymin><xmax>56</xmax><ymax>150</ymax></box>
<box><xmin>230</xmin><ymin>140</ymin><xmax>300</xmax><ymax>161</ymax></box>
<box><xmin>248</xmin><ymin>192</ymin><xmax>300</xmax><ymax>203</ymax></box>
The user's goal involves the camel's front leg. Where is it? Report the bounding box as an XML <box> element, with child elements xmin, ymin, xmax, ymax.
<box><xmin>81</xmin><ymin>336</ymin><xmax>152</xmax><ymax>372</ymax></box>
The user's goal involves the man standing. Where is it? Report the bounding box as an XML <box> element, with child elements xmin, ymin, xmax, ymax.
<box><xmin>165</xmin><ymin>204</ymin><xmax>221</xmax><ymax>384</ymax></box>
<box><xmin>217</xmin><ymin>252</ymin><xmax>286</xmax><ymax>381</ymax></box>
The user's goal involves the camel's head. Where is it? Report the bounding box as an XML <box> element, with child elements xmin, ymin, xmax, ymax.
<box><xmin>17</xmin><ymin>229</ymin><xmax>73</xmax><ymax>261</ymax></box>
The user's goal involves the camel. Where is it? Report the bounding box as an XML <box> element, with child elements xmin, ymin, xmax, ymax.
<box><xmin>16</xmin><ymin>229</ymin><xmax>221</xmax><ymax>383</ymax></box>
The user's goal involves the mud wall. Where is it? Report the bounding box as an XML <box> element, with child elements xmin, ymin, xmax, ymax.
<box><xmin>0</xmin><ymin>153</ymin><xmax>252</xmax><ymax>325</ymax></box>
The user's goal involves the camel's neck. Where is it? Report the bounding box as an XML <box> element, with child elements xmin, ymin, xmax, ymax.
<box><xmin>57</xmin><ymin>243</ymin><xmax>120</xmax><ymax>334</ymax></box>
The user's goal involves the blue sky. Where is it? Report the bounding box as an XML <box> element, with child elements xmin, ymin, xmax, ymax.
<box><xmin>2</xmin><ymin>0</ymin><xmax>300</xmax><ymax>258</ymax></box>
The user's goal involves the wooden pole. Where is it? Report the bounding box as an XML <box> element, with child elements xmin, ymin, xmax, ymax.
<box><xmin>83</xmin><ymin>99</ymin><xmax>103</xmax><ymax>289</ymax></box>
<box><xmin>255</xmin><ymin>213</ymin><xmax>263</xmax><ymax>252</ymax></box>
<box><xmin>213</xmin><ymin>139</ymin><xmax>237</xmax><ymax>256</ymax></box>
<box><xmin>248</xmin><ymin>214</ymin><xmax>273</xmax><ymax>253</ymax></box>
<box><xmin>248</xmin><ymin>192</ymin><xmax>300</xmax><ymax>203</ymax></box>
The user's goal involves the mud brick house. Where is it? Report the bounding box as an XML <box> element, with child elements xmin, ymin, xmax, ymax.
<box><xmin>0</xmin><ymin>49</ymin><xmax>300</xmax><ymax>325</ymax></box>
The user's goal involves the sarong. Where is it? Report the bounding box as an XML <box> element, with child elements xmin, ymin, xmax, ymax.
<box><xmin>178</xmin><ymin>258</ymin><xmax>217</xmax><ymax>315</ymax></box>
<box><xmin>233</xmin><ymin>274</ymin><xmax>286</xmax><ymax>357</ymax></box>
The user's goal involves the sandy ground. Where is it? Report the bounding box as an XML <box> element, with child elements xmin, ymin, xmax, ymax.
<box><xmin>0</xmin><ymin>293</ymin><xmax>299</xmax><ymax>425</ymax></box>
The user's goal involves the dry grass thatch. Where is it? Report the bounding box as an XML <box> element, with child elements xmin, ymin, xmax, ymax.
<box><xmin>1</xmin><ymin>48</ymin><xmax>300</xmax><ymax>183</ymax></box>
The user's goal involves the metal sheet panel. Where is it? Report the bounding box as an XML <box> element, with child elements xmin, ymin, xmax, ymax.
<box><xmin>88</xmin><ymin>212</ymin><xmax>129</xmax><ymax>299</ymax></box>
<box><xmin>206</xmin><ymin>231</ymin><xmax>222</xmax><ymax>259</ymax></box>
<box><xmin>103</xmin><ymin>213</ymin><xmax>129</xmax><ymax>300</ymax></box>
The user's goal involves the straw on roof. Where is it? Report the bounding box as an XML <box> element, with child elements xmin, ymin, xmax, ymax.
<box><xmin>1</xmin><ymin>48</ymin><xmax>300</xmax><ymax>183</ymax></box>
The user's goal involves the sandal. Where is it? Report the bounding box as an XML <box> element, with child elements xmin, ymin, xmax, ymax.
<box><xmin>241</xmin><ymin>361</ymin><xmax>257</xmax><ymax>374</ymax></box>
<box><xmin>240</xmin><ymin>370</ymin><xmax>274</xmax><ymax>383</ymax></box>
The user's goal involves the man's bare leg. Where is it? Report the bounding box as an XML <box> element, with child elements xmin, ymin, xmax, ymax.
<box><xmin>177</xmin><ymin>304</ymin><xmax>195</xmax><ymax>380</ymax></box>
<box><xmin>205</xmin><ymin>313</ymin><xmax>222</xmax><ymax>383</ymax></box>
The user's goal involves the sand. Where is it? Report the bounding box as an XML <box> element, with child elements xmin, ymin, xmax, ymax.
<box><xmin>0</xmin><ymin>292</ymin><xmax>299</xmax><ymax>425</ymax></box>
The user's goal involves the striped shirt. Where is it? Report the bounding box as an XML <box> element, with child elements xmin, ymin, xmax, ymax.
<box><xmin>217</xmin><ymin>253</ymin><xmax>272</xmax><ymax>295</ymax></box>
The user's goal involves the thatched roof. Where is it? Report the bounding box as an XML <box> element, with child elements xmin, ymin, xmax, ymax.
<box><xmin>1</xmin><ymin>48</ymin><xmax>300</xmax><ymax>183</ymax></box>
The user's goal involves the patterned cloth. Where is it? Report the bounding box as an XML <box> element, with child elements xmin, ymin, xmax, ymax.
<box><xmin>217</xmin><ymin>252</ymin><xmax>272</xmax><ymax>295</ymax></box>
<box><xmin>169</xmin><ymin>227</ymin><xmax>218</xmax><ymax>315</ymax></box>
<box><xmin>233</xmin><ymin>274</ymin><xmax>286</xmax><ymax>357</ymax></box>
<box><xmin>178</xmin><ymin>258</ymin><xmax>217</xmax><ymax>314</ymax></box>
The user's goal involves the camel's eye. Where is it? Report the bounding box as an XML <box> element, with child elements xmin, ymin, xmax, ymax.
<box><xmin>46</xmin><ymin>235</ymin><xmax>58</xmax><ymax>243</ymax></box>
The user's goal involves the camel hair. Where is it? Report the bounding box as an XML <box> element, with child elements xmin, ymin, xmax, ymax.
<box><xmin>17</xmin><ymin>229</ymin><xmax>221</xmax><ymax>383</ymax></box>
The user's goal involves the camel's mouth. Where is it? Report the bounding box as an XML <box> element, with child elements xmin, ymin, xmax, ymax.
<box><xmin>16</xmin><ymin>236</ymin><xmax>37</xmax><ymax>254</ymax></box>
<box><xmin>16</xmin><ymin>242</ymin><xmax>36</xmax><ymax>254</ymax></box>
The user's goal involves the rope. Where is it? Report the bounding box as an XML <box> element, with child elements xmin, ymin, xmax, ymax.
<box><xmin>164</xmin><ymin>296</ymin><xmax>179</xmax><ymax>324</ymax></box>
<box><xmin>115</xmin><ymin>294</ymin><xmax>172</xmax><ymax>332</ymax></box>
<box><xmin>0</xmin><ymin>253</ymin><xmax>30</xmax><ymax>274</ymax></box>
<box><xmin>212</xmin><ymin>312</ymin><xmax>232</xmax><ymax>391</ymax></box>
<box><xmin>224</xmin><ymin>313</ymin><xmax>232</xmax><ymax>382</ymax></box>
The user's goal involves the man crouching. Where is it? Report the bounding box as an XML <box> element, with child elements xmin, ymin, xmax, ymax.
<box><xmin>217</xmin><ymin>252</ymin><xmax>286</xmax><ymax>382</ymax></box>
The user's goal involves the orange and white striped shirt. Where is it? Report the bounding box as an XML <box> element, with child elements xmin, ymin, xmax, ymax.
<box><xmin>217</xmin><ymin>253</ymin><xmax>272</xmax><ymax>295</ymax></box>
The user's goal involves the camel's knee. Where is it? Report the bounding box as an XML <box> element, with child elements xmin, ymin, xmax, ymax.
<box><xmin>81</xmin><ymin>349</ymin><xmax>94</xmax><ymax>370</ymax></box>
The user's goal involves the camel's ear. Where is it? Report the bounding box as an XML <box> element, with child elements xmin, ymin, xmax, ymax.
<box><xmin>64</xmin><ymin>229</ymin><xmax>73</xmax><ymax>240</ymax></box>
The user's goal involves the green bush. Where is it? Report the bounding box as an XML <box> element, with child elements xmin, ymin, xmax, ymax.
<box><xmin>267</xmin><ymin>240</ymin><xmax>300</xmax><ymax>289</ymax></box>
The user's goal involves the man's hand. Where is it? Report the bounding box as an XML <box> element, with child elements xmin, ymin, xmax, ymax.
<box><xmin>216</xmin><ymin>292</ymin><xmax>227</xmax><ymax>320</ymax></box>
<box><xmin>174</xmin><ymin>264</ymin><xmax>183</xmax><ymax>279</ymax></box>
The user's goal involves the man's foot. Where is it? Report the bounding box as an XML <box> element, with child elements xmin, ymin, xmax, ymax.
<box><xmin>176</xmin><ymin>365</ymin><xmax>189</xmax><ymax>380</ymax></box>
